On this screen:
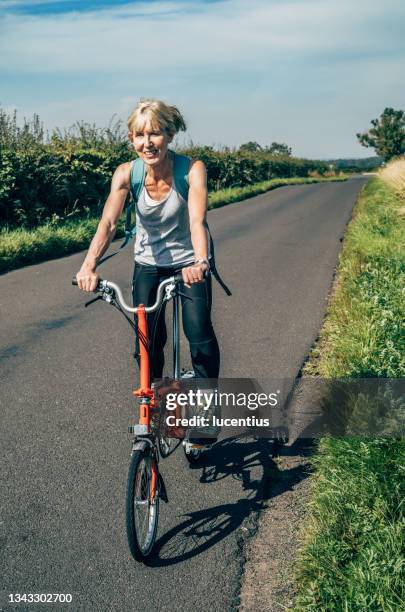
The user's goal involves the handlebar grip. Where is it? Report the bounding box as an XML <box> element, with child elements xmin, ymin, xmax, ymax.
<box><xmin>72</xmin><ymin>277</ymin><xmax>105</xmax><ymax>290</ymax></box>
<box><xmin>173</xmin><ymin>269</ymin><xmax>210</xmax><ymax>283</ymax></box>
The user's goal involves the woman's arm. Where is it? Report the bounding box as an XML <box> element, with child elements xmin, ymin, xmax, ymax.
<box><xmin>182</xmin><ymin>159</ymin><xmax>209</xmax><ymax>286</ymax></box>
<box><xmin>76</xmin><ymin>162</ymin><xmax>131</xmax><ymax>292</ymax></box>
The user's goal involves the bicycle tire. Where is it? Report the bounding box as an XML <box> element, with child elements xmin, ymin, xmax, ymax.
<box><xmin>126</xmin><ymin>448</ymin><xmax>159</xmax><ymax>561</ymax></box>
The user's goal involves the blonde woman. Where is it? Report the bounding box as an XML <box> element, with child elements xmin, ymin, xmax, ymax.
<box><xmin>76</xmin><ymin>99</ymin><xmax>220</xmax><ymax>383</ymax></box>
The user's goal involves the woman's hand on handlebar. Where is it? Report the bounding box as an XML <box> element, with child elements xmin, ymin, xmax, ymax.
<box><xmin>76</xmin><ymin>266</ymin><xmax>100</xmax><ymax>292</ymax></box>
<box><xmin>181</xmin><ymin>262</ymin><xmax>208</xmax><ymax>288</ymax></box>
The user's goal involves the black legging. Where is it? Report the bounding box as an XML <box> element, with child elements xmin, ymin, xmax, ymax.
<box><xmin>132</xmin><ymin>263</ymin><xmax>220</xmax><ymax>380</ymax></box>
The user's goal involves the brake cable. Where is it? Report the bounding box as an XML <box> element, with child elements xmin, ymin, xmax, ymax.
<box><xmin>148</xmin><ymin>297</ymin><xmax>166</xmax><ymax>372</ymax></box>
<box><xmin>84</xmin><ymin>289</ymin><xmax>149</xmax><ymax>354</ymax></box>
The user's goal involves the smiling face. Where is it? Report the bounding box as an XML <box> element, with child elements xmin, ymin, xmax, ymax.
<box><xmin>129</xmin><ymin>117</ymin><xmax>172</xmax><ymax>167</ymax></box>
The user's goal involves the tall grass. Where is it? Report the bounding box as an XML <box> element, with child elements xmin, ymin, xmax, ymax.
<box><xmin>296</xmin><ymin>437</ymin><xmax>405</xmax><ymax>611</ymax></box>
<box><xmin>295</xmin><ymin>169</ymin><xmax>405</xmax><ymax>611</ymax></box>
<box><xmin>379</xmin><ymin>156</ymin><xmax>405</xmax><ymax>200</ymax></box>
<box><xmin>303</xmin><ymin>179</ymin><xmax>404</xmax><ymax>378</ymax></box>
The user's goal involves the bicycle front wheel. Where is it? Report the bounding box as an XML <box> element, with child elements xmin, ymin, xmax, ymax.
<box><xmin>126</xmin><ymin>448</ymin><xmax>159</xmax><ymax>561</ymax></box>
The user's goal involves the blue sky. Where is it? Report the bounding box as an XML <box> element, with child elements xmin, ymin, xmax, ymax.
<box><xmin>1</xmin><ymin>0</ymin><xmax>404</xmax><ymax>157</ymax></box>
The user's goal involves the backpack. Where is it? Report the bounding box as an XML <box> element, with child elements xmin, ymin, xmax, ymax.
<box><xmin>99</xmin><ymin>151</ymin><xmax>231</xmax><ymax>296</ymax></box>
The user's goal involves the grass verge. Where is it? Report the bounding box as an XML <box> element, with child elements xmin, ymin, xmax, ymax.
<box><xmin>0</xmin><ymin>175</ymin><xmax>346</xmax><ymax>274</ymax></box>
<box><xmin>294</xmin><ymin>175</ymin><xmax>405</xmax><ymax>611</ymax></box>
<box><xmin>207</xmin><ymin>176</ymin><xmax>346</xmax><ymax>209</ymax></box>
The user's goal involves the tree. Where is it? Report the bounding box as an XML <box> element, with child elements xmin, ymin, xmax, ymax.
<box><xmin>239</xmin><ymin>141</ymin><xmax>262</xmax><ymax>153</ymax></box>
<box><xmin>265</xmin><ymin>142</ymin><xmax>292</xmax><ymax>156</ymax></box>
<box><xmin>357</xmin><ymin>107</ymin><xmax>405</xmax><ymax>161</ymax></box>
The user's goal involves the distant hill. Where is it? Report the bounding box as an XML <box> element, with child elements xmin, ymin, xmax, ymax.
<box><xmin>325</xmin><ymin>157</ymin><xmax>383</xmax><ymax>172</ymax></box>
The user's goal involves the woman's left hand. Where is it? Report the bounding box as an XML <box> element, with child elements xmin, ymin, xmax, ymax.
<box><xmin>182</xmin><ymin>262</ymin><xmax>208</xmax><ymax>287</ymax></box>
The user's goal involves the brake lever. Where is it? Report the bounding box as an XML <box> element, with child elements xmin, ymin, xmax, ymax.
<box><xmin>85</xmin><ymin>295</ymin><xmax>104</xmax><ymax>308</ymax></box>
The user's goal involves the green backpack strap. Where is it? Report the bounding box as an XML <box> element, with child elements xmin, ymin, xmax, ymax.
<box><xmin>125</xmin><ymin>156</ymin><xmax>146</xmax><ymax>237</ymax></box>
<box><xmin>130</xmin><ymin>157</ymin><xmax>146</xmax><ymax>201</ymax></box>
<box><xmin>207</xmin><ymin>230</ymin><xmax>232</xmax><ymax>296</ymax></box>
<box><xmin>172</xmin><ymin>151</ymin><xmax>191</xmax><ymax>200</ymax></box>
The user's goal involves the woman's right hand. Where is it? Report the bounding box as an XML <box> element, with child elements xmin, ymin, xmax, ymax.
<box><xmin>76</xmin><ymin>266</ymin><xmax>100</xmax><ymax>292</ymax></box>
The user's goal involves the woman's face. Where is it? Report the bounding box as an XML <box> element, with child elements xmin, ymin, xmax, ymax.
<box><xmin>129</xmin><ymin>120</ymin><xmax>172</xmax><ymax>167</ymax></box>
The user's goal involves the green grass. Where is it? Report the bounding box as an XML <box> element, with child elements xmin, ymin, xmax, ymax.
<box><xmin>296</xmin><ymin>437</ymin><xmax>405</xmax><ymax>612</ymax></box>
<box><xmin>0</xmin><ymin>175</ymin><xmax>346</xmax><ymax>274</ymax></box>
<box><xmin>208</xmin><ymin>176</ymin><xmax>346</xmax><ymax>209</ymax></box>
<box><xmin>0</xmin><ymin>218</ymin><xmax>126</xmax><ymax>274</ymax></box>
<box><xmin>295</xmin><ymin>177</ymin><xmax>405</xmax><ymax>611</ymax></box>
<box><xmin>303</xmin><ymin>179</ymin><xmax>404</xmax><ymax>378</ymax></box>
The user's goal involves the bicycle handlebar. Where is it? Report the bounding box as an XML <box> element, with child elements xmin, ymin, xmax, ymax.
<box><xmin>72</xmin><ymin>270</ymin><xmax>207</xmax><ymax>313</ymax></box>
<box><xmin>72</xmin><ymin>276</ymin><xmax>178</xmax><ymax>313</ymax></box>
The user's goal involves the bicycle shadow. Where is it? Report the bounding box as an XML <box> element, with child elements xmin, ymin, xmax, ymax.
<box><xmin>145</xmin><ymin>436</ymin><xmax>313</xmax><ymax>567</ymax></box>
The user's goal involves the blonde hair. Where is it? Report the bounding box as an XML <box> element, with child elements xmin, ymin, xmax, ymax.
<box><xmin>127</xmin><ymin>98</ymin><xmax>187</xmax><ymax>138</ymax></box>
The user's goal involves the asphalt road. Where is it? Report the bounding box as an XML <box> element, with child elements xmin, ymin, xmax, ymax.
<box><xmin>0</xmin><ymin>178</ymin><xmax>367</xmax><ymax>612</ymax></box>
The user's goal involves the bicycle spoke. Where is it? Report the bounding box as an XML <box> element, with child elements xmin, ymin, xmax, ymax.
<box><xmin>132</xmin><ymin>454</ymin><xmax>158</xmax><ymax>555</ymax></box>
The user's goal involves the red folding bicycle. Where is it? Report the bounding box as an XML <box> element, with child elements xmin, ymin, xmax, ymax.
<box><xmin>73</xmin><ymin>273</ymin><xmax>210</xmax><ymax>561</ymax></box>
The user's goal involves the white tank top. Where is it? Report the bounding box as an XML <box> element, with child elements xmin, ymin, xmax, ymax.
<box><xmin>134</xmin><ymin>177</ymin><xmax>196</xmax><ymax>267</ymax></box>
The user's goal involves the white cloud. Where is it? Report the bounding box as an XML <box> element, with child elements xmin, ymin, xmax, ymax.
<box><xmin>0</xmin><ymin>0</ymin><xmax>404</xmax><ymax>75</ymax></box>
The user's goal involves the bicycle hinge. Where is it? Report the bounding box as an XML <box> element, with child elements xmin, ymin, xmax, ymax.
<box><xmin>133</xmin><ymin>389</ymin><xmax>154</xmax><ymax>399</ymax></box>
<box><xmin>128</xmin><ymin>424</ymin><xmax>149</xmax><ymax>436</ymax></box>
<box><xmin>164</xmin><ymin>282</ymin><xmax>176</xmax><ymax>301</ymax></box>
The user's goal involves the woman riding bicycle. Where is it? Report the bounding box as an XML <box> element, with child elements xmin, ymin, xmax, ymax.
<box><xmin>76</xmin><ymin>98</ymin><xmax>220</xmax><ymax>384</ymax></box>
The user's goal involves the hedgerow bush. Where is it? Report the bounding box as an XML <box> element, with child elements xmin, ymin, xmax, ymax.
<box><xmin>179</xmin><ymin>146</ymin><xmax>328</xmax><ymax>190</ymax></box>
<box><xmin>0</xmin><ymin>147</ymin><xmax>132</xmax><ymax>228</ymax></box>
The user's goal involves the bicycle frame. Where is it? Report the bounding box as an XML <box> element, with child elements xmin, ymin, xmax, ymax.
<box><xmin>133</xmin><ymin>287</ymin><xmax>182</xmax><ymax>418</ymax></box>
<box><xmin>133</xmin><ymin>304</ymin><xmax>154</xmax><ymax>419</ymax></box>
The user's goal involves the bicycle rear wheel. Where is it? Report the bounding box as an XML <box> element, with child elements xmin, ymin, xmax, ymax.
<box><xmin>126</xmin><ymin>448</ymin><xmax>159</xmax><ymax>561</ymax></box>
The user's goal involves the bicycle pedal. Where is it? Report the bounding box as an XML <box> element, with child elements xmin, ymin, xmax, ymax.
<box><xmin>180</xmin><ymin>369</ymin><xmax>195</xmax><ymax>379</ymax></box>
<box><xmin>183</xmin><ymin>440</ymin><xmax>211</xmax><ymax>452</ymax></box>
